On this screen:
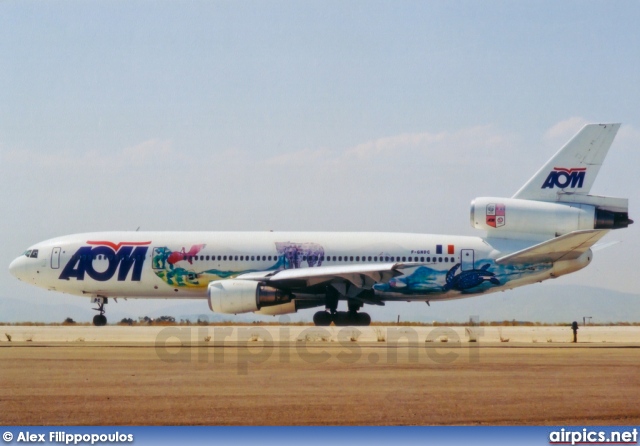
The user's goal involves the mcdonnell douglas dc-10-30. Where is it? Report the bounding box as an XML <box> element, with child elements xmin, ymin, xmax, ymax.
<box><xmin>10</xmin><ymin>124</ymin><xmax>632</xmax><ymax>326</ymax></box>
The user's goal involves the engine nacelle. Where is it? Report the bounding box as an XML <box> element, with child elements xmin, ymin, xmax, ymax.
<box><xmin>471</xmin><ymin>197</ymin><xmax>597</xmax><ymax>236</ymax></box>
<box><xmin>255</xmin><ymin>301</ymin><xmax>297</xmax><ymax>316</ymax></box>
<box><xmin>208</xmin><ymin>280</ymin><xmax>291</xmax><ymax>314</ymax></box>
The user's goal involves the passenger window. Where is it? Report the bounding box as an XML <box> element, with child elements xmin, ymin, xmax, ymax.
<box><xmin>402</xmin><ymin>256</ymin><xmax>406</xmax><ymax>262</ymax></box>
<box><xmin>349</xmin><ymin>256</ymin><xmax>353</xmax><ymax>261</ymax></box>
<box><xmin>355</xmin><ymin>256</ymin><xmax>360</xmax><ymax>261</ymax></box>
<box><xmin>445</xmin><ymin>257</ymin><xmax>449</xmax><ymax>262</ymax></box>
<box><xmin>420</xmin><ymin>257</ymin><xmax>425</xmax><ymax>262</ymax></box>
<box><xmin>439</xmin><ymin>257</ymin><xmax>442</xmax><ymax>262</ymax></box>
<box><xmin>223</xmin><ymin>256</ymin><xmax>227</xmax><ymax>261</ymax></box>
<box><xmin>368</xmin><ymin>256</ymin><xmax>372</xmax><ymax>261</ymax></box>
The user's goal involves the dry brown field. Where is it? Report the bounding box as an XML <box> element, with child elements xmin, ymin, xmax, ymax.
<box><xmin>1</xmin><ymin>343</ymin><xmax>639</xmax><ymax>425</ymax></box>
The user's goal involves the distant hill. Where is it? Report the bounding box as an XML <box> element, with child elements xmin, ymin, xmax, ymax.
<box><xmin>1</xmin><ymin>284</ymin><xmax>638</xmax><ymax>324</ymax></box>
<box><xmin>394</xmin><ymin>284</ymin><xmax>640</xmax><ymax>324</ymax></box>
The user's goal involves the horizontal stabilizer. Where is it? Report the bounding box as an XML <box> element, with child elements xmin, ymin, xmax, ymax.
<box><xmin>496</xmin><ymin>229</ymin><xmax>609</xmax><ymax>265</ymax></box>
<box><xmin>591</xmin><ymin>240</ymin><xmax>620</xmax><ymax>252</ymax></box>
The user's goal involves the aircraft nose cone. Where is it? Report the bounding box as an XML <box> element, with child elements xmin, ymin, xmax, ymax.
<box><xmin>9</xmin><ymin>257</ymin><xmax>25</xmax><ymax>281</ymax></box>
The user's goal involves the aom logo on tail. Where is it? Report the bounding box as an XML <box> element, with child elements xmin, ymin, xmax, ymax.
<box><xmin>59</xmin><ymin>241</ymin><xmax>151</xmax><ymax>281</ymax></box>
<box><xmin>542</xmin><ymin>167</ymin><xmax>586</xmax><ymax>189</ymax></box>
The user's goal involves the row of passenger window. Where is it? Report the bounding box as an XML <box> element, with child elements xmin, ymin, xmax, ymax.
<box><xmin>184</xmin><ymin>254</ymin><xmax>457</xmax><ymax>263</ymax></box>
<box><xmin>77</xmin><ymin>254</ymin><xmax>144</xmax><ymax>261</ymax></box>
<box><xmin>70</xmin><ymin>252</ymin><xmax>458</xmax><ymax>264</ymax></box>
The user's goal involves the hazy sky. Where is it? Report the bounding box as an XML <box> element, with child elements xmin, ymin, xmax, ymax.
<box><xmin>1</xmin><ymin>1</ymin><xmax>638</xmax><ymax>322</ymax></box>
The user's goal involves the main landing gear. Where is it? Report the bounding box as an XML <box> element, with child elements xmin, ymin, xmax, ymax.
<box><xmin>312</xmin><ymin>287</ymin><xmax>371</xmax><ymax>326</ymax></box>
<box><xmin>92</xmin><ymin>297</ymin><xmax>108</xmax><ymax>326</ymax></box>
<box><xmin>313</xmin><ymin>311</ymin><xmax>371</xmax><ymax>326</ymax></box>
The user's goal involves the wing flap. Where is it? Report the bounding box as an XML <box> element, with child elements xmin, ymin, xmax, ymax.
<box><xmin>266</xmin><ymin>263</ymin><xmax>404</xmax><ymax>289</ymax></box>
<box><xmin>233</xmin><ymin>263</ymin><xmax>411</xmax><ymax>290</ymax></box>
<box><xmin>496</xmin><ymin>229</ymin><xmax>609</xmax><ymax>265</ymax></box>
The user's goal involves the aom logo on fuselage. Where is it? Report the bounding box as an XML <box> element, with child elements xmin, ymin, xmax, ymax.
<box><xmin>542</xmin><ymin>167</ymin><xmax>586</xmax><ymax>189</ymax></box>
<box><xmin>59</xmin><ymin>241</ymin><xmax>151</xmax><ymax>282</ymax></box>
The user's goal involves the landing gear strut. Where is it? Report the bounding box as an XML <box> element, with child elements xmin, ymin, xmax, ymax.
<box><xmin>92</xmin><ymin>297</ymin><xmax>108</xmax><ymax>326</ymax></box>
<box><xmin>312</xmin><ymin>287</ymin><xmax>371</xmax><ymax>326</ymax></box>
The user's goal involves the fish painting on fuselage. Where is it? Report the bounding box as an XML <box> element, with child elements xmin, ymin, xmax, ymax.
<box><xmin>9</xmin><ymin>124</ymin><xmax>632</xmax><ymax>326</ymax></box>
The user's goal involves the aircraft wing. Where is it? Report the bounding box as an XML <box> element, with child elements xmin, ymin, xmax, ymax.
<box><xmin>235</xmin><ymin>263</ymin><xmax>407</xmax><ymax>290</ymax></box>
<box><xmin>495</xmin><ymin>229</ymin><xmax>610</xmax><ymax>265</ymax></box>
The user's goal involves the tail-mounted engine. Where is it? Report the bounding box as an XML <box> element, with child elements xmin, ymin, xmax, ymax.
<box><xmin>471</xmin><ymin>197</ymin><xmax>632</xmax><ymax>237</ymax></box>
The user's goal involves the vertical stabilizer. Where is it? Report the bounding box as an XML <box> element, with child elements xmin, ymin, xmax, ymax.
<box><xmin>513</xmin><ymin>123</ymin><xmax>620</xmax><ymax>201</ymax></box>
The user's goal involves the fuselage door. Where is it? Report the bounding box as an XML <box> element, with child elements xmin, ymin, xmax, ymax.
<box><xmin>51</xmin><ymin>247</ymin><xmax>61</xmax><ymax>269</ymax></box>
<box><xmin>461</xmin><ymin>249</ymin><xmax>475</xmax><ymax>271</ymax></box>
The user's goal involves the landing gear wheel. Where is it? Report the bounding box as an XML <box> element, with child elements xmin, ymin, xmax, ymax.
<box><xmin>355</xmin><ymin>312</ymin><xmax>371</xmax><ymax>326</ymax></box>
<box><xmin>333</xmin><ymin>312</ymin><xmax>350</xmax><ymax>326</ymax></box>
<box><xmin>92</xmin><ymin>297</ymin><xmax>108</xmax><ymax>326</ymax></box>
<box><xmin>313</xmin><ymin>311</ymin><xmax>332</xmax><ymax>326</ymax></box>
<box><xmin>331</xmin><ymin>311</ymin><xmax>372</xmax><ymax>326</ymax></box>
<box><xmin>93</xmin><ymin>314</ymin><xmax>107</xmax><ymax>326</ymax></box>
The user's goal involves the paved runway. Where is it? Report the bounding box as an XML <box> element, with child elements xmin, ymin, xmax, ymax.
<box><xmin>1</xmin><ymin>325</ymin><xmax>639</xmax><ymax>344</ymax></box>
<box><xmin>1</xmin><ymin>326</ymin><xmax>639</xmax><ymax>425</ymax></box>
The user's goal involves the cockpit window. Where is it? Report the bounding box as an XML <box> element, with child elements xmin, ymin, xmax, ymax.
<box><xmin>24</xmin><ymin>250</ymin><xmax>32</xmax><ymax>257</ymax></box>
<box><xmin>30</xmin><ymin>249</ymin><xmax>38</xmax><ymax>258</ymax></box>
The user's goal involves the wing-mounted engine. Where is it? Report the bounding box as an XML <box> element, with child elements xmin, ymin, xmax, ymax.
<box><xmin>208</xmin><ymin>280</ymin><xmax>292</xmax><ymax>314</ymax></box>
<box><xmin>471</xmin><ymin>197</ymin><xmax>632</xmax><ymax>238</ymax></box>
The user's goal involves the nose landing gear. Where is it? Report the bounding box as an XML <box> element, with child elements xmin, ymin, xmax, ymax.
<box><xmin>92</xmin><ymin>297</ymin><xmax>108</xmax><ymax>326</ymax></box>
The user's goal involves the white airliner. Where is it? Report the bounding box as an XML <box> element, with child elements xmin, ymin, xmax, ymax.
<box><xmin>9</xmin><ymin>124</ymin><xmax>632</xmax><ymax>326</ymax></box>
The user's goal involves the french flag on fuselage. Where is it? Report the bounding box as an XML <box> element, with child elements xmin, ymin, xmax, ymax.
<box><xmin>436</xmin><ymin>245</ymin><xmax>455</xmax><ymax>255</ymax></box>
